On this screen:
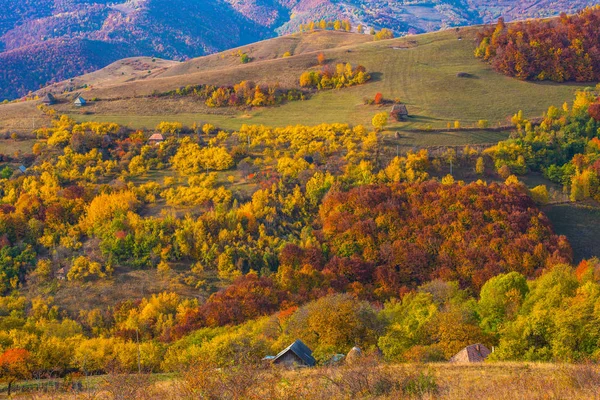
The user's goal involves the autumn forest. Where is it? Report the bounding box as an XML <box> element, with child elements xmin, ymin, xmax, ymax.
<box><xmin>0</xmin><ymin>5</ymin><xmax>600</xmax><ymax>399</ymax></box>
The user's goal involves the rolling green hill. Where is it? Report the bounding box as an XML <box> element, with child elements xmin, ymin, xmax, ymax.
<box><xmin>1</xmin><ymin>28</ymin><xmax>590</xmax><ymax>143</ymax></box>
<box><xmin>60</xmin><ymin>29</ymin><xmax>589</xmax><ymax>135</ymax></box>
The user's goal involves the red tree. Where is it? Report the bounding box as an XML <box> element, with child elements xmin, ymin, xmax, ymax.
<box><xmin>0</xmin><ymin>349</ymin><xmax>32</xmax><ymax>396</ymax></box>
<box><xmin>317</xmin><ymin>53</ymin><xmax>326</xmax><ymax>65</ymax></box>
<box><xmin>588</xmin><ymin>102</ymin><xmax>600</xmax><ymax>121</ymax></box>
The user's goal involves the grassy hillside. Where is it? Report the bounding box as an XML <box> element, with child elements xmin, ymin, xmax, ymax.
<box><xmin>40</xmin><ymin>57</ymin><xmax>180</xmax><ymax>95</ymax></box>
<box><xmin>544</xmin><ymin>201</ymin><xmax>600</xmax><ymax>263</ymax></box>
<box><xmin>49</xmin><ymin>28</ymin><xmax>589</xmax><ymax>133</ymax></box>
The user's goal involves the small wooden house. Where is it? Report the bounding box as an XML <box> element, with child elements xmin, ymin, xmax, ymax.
<box><xmin>391</xmin><ymin>104</ymin><xmax>408</xmax><ymax>121</ymax></box>
<box><xmin>449</xmin><ymin>344</ymin><xmax>491</xmax><ymax>363</ymax></box>
<box><xmin>148</xmin><ymin>133</ymin><xmax>164</xmax><ymax>145</ymax></box>
<box><xmin>42</xmin><ymin>93</ymin><xmax>56</xmax><ymax>105</ymax></box>
<box><xmin>272</xmin><ymin>340</ymin><xmax>316</xmax><ymax>368</ymax></box>
<box><xmin>74</xmin><ymin>96</ymin><xmax>87</xmax><ymax>107</ymax></box>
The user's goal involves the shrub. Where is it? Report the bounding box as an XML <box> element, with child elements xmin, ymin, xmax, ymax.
<box><xmin>402</xmin><ymin>371</ymin><xmax>439</xmax><ymax>397</ymax></box>
<box><xmin>530</xmin><ymin>185</ymin><xmax>549</xmax><ymax>205</ymax></box>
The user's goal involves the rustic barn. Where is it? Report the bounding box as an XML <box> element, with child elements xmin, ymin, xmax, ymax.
<box><xmin>148</xmin><ymin>133</ymin><xmax>164</xmax><ymax>145</ymax></box>
<box><xmin>74</xmin><ymin>96</ymin><xmax>87</xmax><ymax>107</ymax></box>
<box><xmin>272</xmin><ymin>339</ymin><xmax>316</xmax><ymax>368</ymax></box>
<box><xmin>449</xmin><ymin>344</ymin><xmax>491</xmax><ymax>363</ymax></box>
<box><xmin>56</xmin><ymin>268</ymin><xmax>66</xmax><ymax>280</ymax></box>
<box><xmin>391</xmin><ymin>104</ymin><xmax>408</xmax><ymax>121</ymax></box>
<box><xmin>42</xmin><ymin>93</ymin><xmax>56</xmax><ymax>105</ymax></box>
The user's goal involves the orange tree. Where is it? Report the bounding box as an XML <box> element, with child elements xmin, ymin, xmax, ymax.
<box><xmin>0</xmin><ymin>349</ymin><xmax>32</xmax><ymax>396</ymax></box>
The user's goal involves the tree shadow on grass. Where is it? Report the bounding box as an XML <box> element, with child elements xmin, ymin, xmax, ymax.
<box><xmin>369</xmin><ymin>72</ymin><xmax>383</xmax><ymax>82</ymax></box>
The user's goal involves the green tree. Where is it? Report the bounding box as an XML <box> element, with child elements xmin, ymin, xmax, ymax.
<box><xmin>0</xmin><ymin>166</ymin><xmax>12</xmax><ymax>179</ymax></box>
<box><xmin>378</xmin><ymin>292</ymin><xmax>438</xmax><ymax>361</ymax></box>
<box><xmin>478</xmin><ymin>272</ymin><xmax>528</xmax><ymax>334</ymax></box>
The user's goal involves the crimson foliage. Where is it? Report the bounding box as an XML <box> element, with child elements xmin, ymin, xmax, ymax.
<box><xmin>318</xmin><ymin>182</ymin><xmax>571</xmax><ymax>294</ymax></box>
<box><xmin>476</xmin><ymin>8</ymin><xmax>600</xmax><ymax>82</ymax></box>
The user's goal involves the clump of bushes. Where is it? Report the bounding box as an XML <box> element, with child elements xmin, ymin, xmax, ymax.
<box><xmin>300</xmin><ymin>63</ymin><xmax>371</xmax><ymax>90</ymax></box>
<box><xmin>164</xmin><ymin>81</ymin><xmax>305</xmax><ymax>108</ymax></box>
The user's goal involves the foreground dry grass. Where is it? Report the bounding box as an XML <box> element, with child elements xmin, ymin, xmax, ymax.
<box><xmin>17</xmin><ymin>361</ymin><xmax>600</xmax><ymax>400</ymax></box>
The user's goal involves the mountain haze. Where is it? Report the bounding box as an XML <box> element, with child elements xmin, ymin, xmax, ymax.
<box><xmin>0</xmin><ymin>0</ymin><xmax>597</xmax><ymax>100</ymax></box>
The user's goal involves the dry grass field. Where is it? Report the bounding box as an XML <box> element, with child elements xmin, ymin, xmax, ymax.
<box><xmin>8</xmin><ymin>362</ymin><xmax>600</xmax><ymax>399</ymax></box>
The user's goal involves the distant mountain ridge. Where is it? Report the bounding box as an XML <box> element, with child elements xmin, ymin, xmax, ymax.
<box><xmin>0</xmin><ymin>0</ymin><xmax>597</xmax><ymax>100</ymax></box>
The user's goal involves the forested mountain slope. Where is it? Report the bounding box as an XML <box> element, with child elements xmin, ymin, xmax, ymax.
<box><xmin>1</xmin><ymin>0</ymin><xmax>598</xmax><ymax>100</ymax></box>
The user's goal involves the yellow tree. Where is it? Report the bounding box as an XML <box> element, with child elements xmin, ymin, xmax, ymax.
<box><xmin>371</xmin><ymin>112</ymin><xmax>388</xmax><ymax>132</ymax></box>
<box><xmin>156</xmin><ymin>121</ymin><xmax>183</xmax><ymax>137</ymax></box>
<box><xmin>475</xmin><ymin>157</ymin><xmax>485</xmax><ymax>176</ymax></box>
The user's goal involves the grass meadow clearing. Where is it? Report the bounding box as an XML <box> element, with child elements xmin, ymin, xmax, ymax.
<box><xmin>67</xmin><ymin>29</ymin><xmax>588</xmax><ymax>135</ymax></box>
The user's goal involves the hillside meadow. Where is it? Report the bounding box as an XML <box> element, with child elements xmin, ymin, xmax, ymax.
<box><xmin>1</xmin><ymin>16</ymin><xmax>600</xmax><ymax>399</ymax></box>
<box><xmin>0</xmin><ymin>28</ymin><xmax>588</xmax><ymax>136</ymax></box>
<box><xmin>61</xmin><ymin>29</ymin><xmax>589</xmax><ymax>132</ymax></box>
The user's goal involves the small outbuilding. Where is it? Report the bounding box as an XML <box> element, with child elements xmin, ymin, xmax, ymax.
<box><xmin>18</xmin><ymin>165</ymin><xmax>27</xmax><ymax>174</ymax></box>
<box><xmin>148</xmin><ymin>133</ymin><xmax>164</xmax><ymax>145</ymax></box>
<box><xmin>272</xmin><ymin>339</ymin><xmax>316</xmax><ymax>368</ymax></box>
<box><xmin>42</xmin><ymin>93</ymin><xmax>56</xmax><ymax>105</ymax></box>
<box><xmin>391</xmin><ymin>104</ymin><xmax>409</xmax><ymax>121</ymax></box>
<box><xmin>74</xmin><ymin>96</ymin><xmax>87</xmax><ymax>107</ymax></box>
<box><xmin>449</xmin><ymin>344</ymin><xmax>491</xmax><ymax>363</ymax></box>
<box><xmin>56</xmin><ymin>268</ymin><xmax>66</xmax><ymax>280</ymax></box>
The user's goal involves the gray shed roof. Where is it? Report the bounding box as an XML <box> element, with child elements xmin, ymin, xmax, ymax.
<box><xmin>273</xmin><ymin>339</ymin><xmax>316</xmax><ymax>366</ymax></box>
<box><xmin>42</xmin><ymin>93</ymin><xmax>56</xmax><ymax>104</ymax></box>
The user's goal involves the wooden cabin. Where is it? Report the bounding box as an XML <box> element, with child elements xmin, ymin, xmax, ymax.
<box><xmin>74</xmin><ymin>96</ymin><xmax>87</xmax><ymax>107</ymax></box>
<box><xmin>272</xmin><ymin>340</ymin><xmax>316</xmax><ymax>368</ymax></box>
<box><xmin>449</xmin><ymin>344</ymin><xmax>491</xmax><ymax>363</ymax></box>
<box><xmin>391</xmin><ymin>104</ymin><xmax>409</xmax><ymax>121</ymax></box>
<box><xmin>148</xmin><ymin>133</ymin><xmax>165</xmax><ymax>145</ymax></box>
<box><xmin>42</xmin><ymin>93</ymin><xmax>56</xmax><ymax>105</ymax></box>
